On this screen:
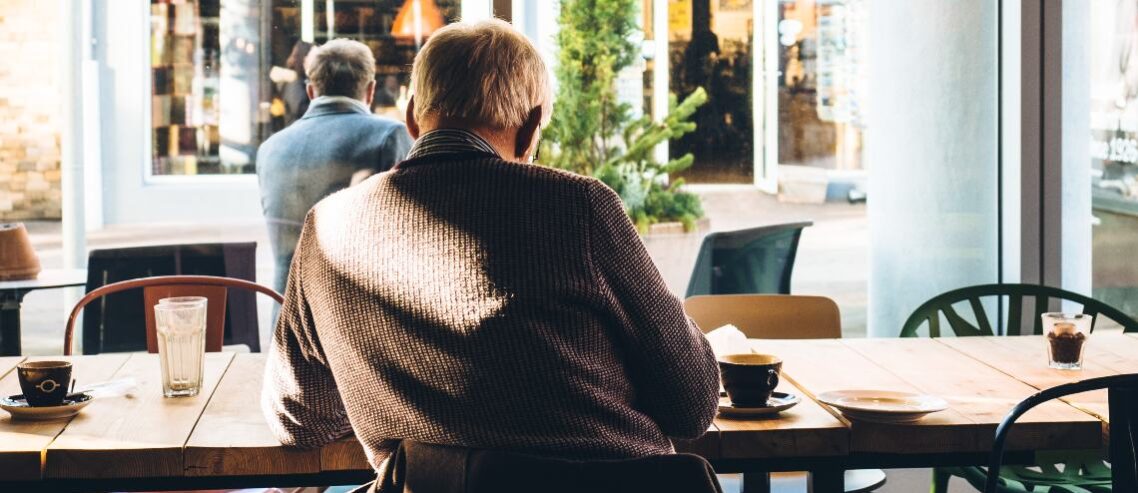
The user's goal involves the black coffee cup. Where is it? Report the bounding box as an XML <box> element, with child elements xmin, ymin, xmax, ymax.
<box><xmin>718</xmin><ymin>354</ymin><xmax>782</xmax><ymax>408</ymax></box>
<box><xmin>17</xmin><ymin>360</ymin><xmax>72</xmax><ymax>407</ymax></box>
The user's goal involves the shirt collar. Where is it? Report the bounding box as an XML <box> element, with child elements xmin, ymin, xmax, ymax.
<box><xmin>305</xmin><ymin>95</ymin><xmax>371</xmax><ymax>117</ymax></box>
<box><xmin>406</xmin><ymin>128</ymin><xmax>501</xmax><ymax>160</ymax></box>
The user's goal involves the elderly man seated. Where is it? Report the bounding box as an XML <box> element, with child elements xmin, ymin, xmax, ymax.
<box><xmin>261</xmin><ymin>18</ymin><xmax>720</xmax><ymax>492</ymax></box>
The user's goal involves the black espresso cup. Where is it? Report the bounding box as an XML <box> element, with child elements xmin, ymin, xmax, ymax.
<box><xmin>17</xmin><ymin>360</ymin><xmax>72</xmax><ymax>407</ymax></box>
<box><xmin>718</xmin><ymin>354</ymin><xmax>782</xmax><ymax>408</ymax></box>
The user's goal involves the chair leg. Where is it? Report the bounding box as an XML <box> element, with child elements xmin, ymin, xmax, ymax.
<box><xmin>931</xmin><ymin>468</ymin><xmax>951</xmax><ymax>493</ymax></box>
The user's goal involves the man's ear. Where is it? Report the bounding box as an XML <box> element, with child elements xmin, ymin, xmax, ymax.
<box><xmin>363</xmin><ymin>80</ymin><xmax>376</xmax><ymax>108</ymax></box>
<box><xmin>514</xmin><ymin>105</ymin><xmax>543</xmax><ymax>162</ymax></box>
<box><xmin>306</xmin><ymin>83</ymin><xmax>316</xmax><ymax>100</ymax></box>
<box><xmin>405</xmin><ymin>96</ymin><xmax>420</xmax><ymax>139</ymax></box>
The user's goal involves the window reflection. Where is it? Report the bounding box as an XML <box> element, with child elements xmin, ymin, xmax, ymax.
<box><xmin>669</xmin><ymin>0</ymin><xmax>755</xmax><ymax>184</ymax></box>
<box><xmin>149</xmin><ymin>0</ymin><xmax>460</xmax><ymax>177</ymax></box>
<box><xmin>1091</xmin><ymin>0</ymin><xmax>1138</xmax><ymax>320</ymax></box>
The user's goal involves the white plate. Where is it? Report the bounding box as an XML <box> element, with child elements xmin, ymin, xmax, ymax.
<box><xmin>718</xmin><ymin>392</ymin><xmax>800</xmax><ymax>418</ymax></box>
<box><xmin>816</xmin><ymin>390</ymin><xmax>947</xmax><ymax>424</ymax></box>
<box><xmin>1</xmin><ymin>393</ymin><xmax>93</xmax><ymax>421</ymax></box>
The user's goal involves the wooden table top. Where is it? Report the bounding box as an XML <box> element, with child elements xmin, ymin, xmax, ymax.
<box><xmin>942</xmin><ymin>333</ymin><xmax>1138</xmax><ymax>427</ymax></box>
<box><xmin>0</xmin><ymin>336</ymin><xmax>1128</xmax><ymax>483</ymax></box>
<box><xmin>755</xmin><ymin>337</ymin><xmax>1102</xmax><ymax>455</ymax></box>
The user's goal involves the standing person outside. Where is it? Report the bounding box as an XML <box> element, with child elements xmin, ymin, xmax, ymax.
<box><xmin>257</xmin><ymin>39</ymin><xmax>413</xmax><ymax>294</ymax></box>
<box><xmin>281</xmin><ymin>40</ymin><xmax>314</xmax><ymax>127</ymax></box>
<box><xmin>261</xmin><ymin>19</ymin><xmax>719</xmax><ymax>490</ymax></box>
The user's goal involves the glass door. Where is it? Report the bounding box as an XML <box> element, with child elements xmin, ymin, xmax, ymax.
<box><xmin>1088</xmin><ymin>0</ymin><xmax>1138</xmax><ymax>323</ymax></box>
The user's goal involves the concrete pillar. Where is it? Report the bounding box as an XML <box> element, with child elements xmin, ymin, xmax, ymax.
<box><xmin>866</xmin><ymin>0</ymin><xmax>999</xmax><ymax>336</ymax></box>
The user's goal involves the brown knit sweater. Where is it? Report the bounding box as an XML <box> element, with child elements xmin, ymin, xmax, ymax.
<box><xmin>261</xmin><ymin>152</ymin><xmax>720</xmax><ymax>472</ymax></box>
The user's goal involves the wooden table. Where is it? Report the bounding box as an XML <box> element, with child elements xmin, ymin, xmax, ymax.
<box><xmin>0</xmin><ymin>336</ymin><xmax>1128</xmax><ymax>492</ymax></box>
<box><xmin>0</xmin><ymin>269</ymin><xmax>87</xmax><ymax>356</ymax></box>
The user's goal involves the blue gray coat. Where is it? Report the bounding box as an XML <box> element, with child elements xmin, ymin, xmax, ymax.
<box><xmin>257</xmin><ymin>96</ymin><xmax>412</xmax><ymax>293</ymax></box>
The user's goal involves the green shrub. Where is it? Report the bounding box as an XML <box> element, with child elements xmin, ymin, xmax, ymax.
<box><xmin>540</xmin><ymin>0</ymin><xmax>707</xmax><ymax>233</ymax></box>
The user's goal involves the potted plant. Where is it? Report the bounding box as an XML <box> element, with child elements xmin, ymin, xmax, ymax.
<box><xmin>540</xmin><ymin>0</ymin><xmax>708</xmax><ymax>234</ymax></box>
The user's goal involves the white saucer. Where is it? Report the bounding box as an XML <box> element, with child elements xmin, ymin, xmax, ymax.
<box><xmin>1</xmin><ymin>393</ymin><xmax>93</xmax><ymax>421</ymax></box>
<box><xmin>816</xmin><ymin>390</ymin><xmax>947</xmax><ymax>424</ymax></box>
<box><xmin>718</xmin><ymin>392</ymin><xmax>801</xmax><ymax>418</ymax></box>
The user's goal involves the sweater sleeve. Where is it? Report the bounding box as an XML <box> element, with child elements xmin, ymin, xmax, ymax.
<box><xmin>586</xmin><ymin>180</ymin><xmax>720</xmax><ymax>439</ymax></box>
<box><xmin>261</xmin><ymin>212</ymin><xmax>354</xmax><ymax>448</ymax></box>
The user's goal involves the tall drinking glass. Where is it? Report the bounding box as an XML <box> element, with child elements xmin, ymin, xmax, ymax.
<box><xmin>154</xmin><ymin>297</ymin><xmax>207</xmax><ymax>397</ymax></box>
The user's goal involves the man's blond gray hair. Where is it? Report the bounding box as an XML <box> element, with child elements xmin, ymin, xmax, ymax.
<box><xmin>306</xmin><ymin>39</ymin><xmax>375</xmax><ymax>99</ymax></box>
<box><xmin>411</xmin><ymin>19</ymin><xmax>552</xmax><ymax>130</ymax></box>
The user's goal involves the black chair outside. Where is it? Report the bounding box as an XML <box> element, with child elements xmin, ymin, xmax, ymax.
<box><xmin>983</xmin><ymin>374</ymin><xmax>1138</xmax><ymax>493</ymax></box>
<box><xmin>685</xmin><ymin>222</ymin><xmax>812</xmax><ymax>298</ymax></box>
<box><xmin>902</xmin><ymin>283</ymin><xmax>1138</xmax><ymax>492</ymax></box>
<box><xmin>82</xmin><ymin>243</ymin><xmax>262</xmax><ymax>354</ymax></box>
<box><xmin>901</xmin><ymin>283</ymin><xmax>1138</xmax><ymax>337</ymax></box>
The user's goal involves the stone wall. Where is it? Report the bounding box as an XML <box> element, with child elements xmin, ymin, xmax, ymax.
<box><xmin>0</xmin><ymin>0</ymin><xmax>62</xmax><ymax>220</ymax></box>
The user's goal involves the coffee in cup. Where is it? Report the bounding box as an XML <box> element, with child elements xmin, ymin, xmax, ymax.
<box><xmin>718</xmin><ymin>353</ymin><xmax>782</xmax><ymax>408</ymax></box>
<box><xmin>17</xmin><ymin>360</ymin><xmax>72</xmax><ymax>407</ymax></box>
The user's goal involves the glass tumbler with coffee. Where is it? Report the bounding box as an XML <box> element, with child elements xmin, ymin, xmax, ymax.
<box><xmin>718</xmin><ymin>354</ymin><xmax>782</xmax><ymax>408</ymax></box>
<box><xmin>1042</xmin><ymin>312</ymin><xmax>1090</xmax><ymax>370</ymax></box>
<box><xmin>17</xmin><ymin>360</ymin><xmax>73</xmax><ymax>407</ymax></box>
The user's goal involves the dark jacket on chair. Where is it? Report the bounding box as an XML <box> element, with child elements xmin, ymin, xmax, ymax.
<box><xmin>359</xmin><ymin>440</ymin><xmax>723</xmax><ymax>493</ymax></box>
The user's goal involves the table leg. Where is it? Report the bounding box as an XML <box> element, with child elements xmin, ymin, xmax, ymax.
<box><xmin>741</xmin><ymin>472</ymin><xmax>771</xmax><ymax>493</ymax></box>
<box><xmin>808</xmin><ymin>469</ymin><xmax>843</xmax><ymax>493</ymax></box>
<box><xmin>0</xmin><ymin>292</ymin><xmax>25</xmax><ymax>356</ymax></box>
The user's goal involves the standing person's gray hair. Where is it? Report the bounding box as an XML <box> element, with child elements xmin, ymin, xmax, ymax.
<box><xmin>411</xmin><ymin>19</ymin><xmax>552</xmax><ymax>130</ymax></box>
<box><xmin>306</xmin><ymin>39</ymin><xmax>376</xmax><ymax>99</ymax></box>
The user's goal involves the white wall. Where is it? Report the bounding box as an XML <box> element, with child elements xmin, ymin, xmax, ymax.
<box><xmin>866</xmin><ymin>0</ymin><xmax>1000</xmax><ymax>336</ymax></box>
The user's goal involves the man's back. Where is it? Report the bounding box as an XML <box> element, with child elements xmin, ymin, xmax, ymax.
<box><xmin>256</xmin><ymin>96</ymin><xmax>411</xmax><ymax>292</ymax></box>
<box><xmin>262</xmin><ymin>152</ymin><xmax>719</xmax><ymax>470</ymax></box>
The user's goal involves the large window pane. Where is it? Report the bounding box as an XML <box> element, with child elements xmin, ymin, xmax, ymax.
<box><xmin>148</xmin><ymin>0</ymin><xmax>461</xmax><ymax>177</ymax></box>
<box><xmin>1089</xmin><ymin>0</ymin><xmax>1138</xmax><ymax>321</ymax></box>
<box><xmin>668</xmin><ymin>0</ymin><xmax>754</xmax><ymax>184</ymax></box>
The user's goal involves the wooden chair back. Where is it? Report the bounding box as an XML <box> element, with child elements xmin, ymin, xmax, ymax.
<box><xmin>64</xmin><ymin>275</ymin><xmax>284</xmax><ymax>356</ymax></box>
<box><xmin>900</xmin><ymin>283</ymin><xmax>1138</xmax><ymax>337</ymax></box>
<box><xmin>683</xmin><ymin>294</ymin><xmax>841</xmax><ymax>339</ymax></box>
<box><xmin>84</xmin><ymin>242</ymin><xmax>260</xmax><ymax>353</ymax></box>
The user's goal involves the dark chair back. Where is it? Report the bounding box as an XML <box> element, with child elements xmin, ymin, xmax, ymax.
<box><xmin>984</xmin><ymin>374</ymin><xmax>1138</xmax><ymax>493</ymax></box>
<box><xmin>900</xmin><ymin>283</ymin><xmax>1138</xmax><ymax>337</ymax></box>
<box><xmin>379</xmin><ymin>441</ymin><xmax>722</xmax><ymax>493</ymax></box>
<box><xmin>83</xmin><ymin>243</ymin><xmax>261</xmax><ymax>354</ymax></box>
<box><xmin>685</xmin><ymin>222</ymin><xmax>812</xmax><ymax>298</ymax></box>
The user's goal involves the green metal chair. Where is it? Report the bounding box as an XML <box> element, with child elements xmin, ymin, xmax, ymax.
<box><xmin>900</xmin><ymin>283</ymin><xmax>1138</xmax><ymax>337</ymax></box>
<box><xmin>901</xmin><ymin>283</ymin><xmax>1138</xmax><ymax>493</ymax></box>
